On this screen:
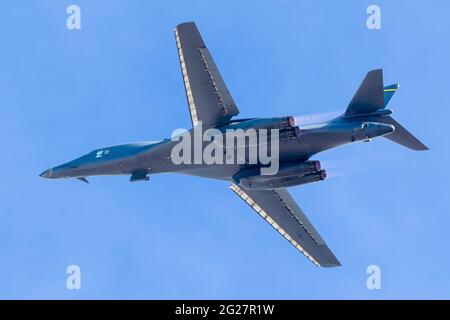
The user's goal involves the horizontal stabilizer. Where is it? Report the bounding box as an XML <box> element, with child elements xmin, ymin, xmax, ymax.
<box><xmin>346</xmin><ymin>69</ymin><xmax>385</xmax><ymax>116</ymax></box>
<box><xmin>378</xmin><ymin>116</ymin><xmax>429</xmax><ymax>151</ymax></box>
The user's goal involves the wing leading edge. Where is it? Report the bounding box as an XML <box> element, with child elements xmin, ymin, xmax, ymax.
<box><xmin>175</xmin><ymin>22</ymin><xmax>239</xmax><ymax>127</ymax></box>
<box><xmin>230</xmin><ymin>184</ymin><xmax>341</xmax><ymax>267</ymax></box>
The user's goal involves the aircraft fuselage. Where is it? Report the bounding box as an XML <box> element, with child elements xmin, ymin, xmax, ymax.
<box><xmin>40</xmin><ymin>115</ymin><xmax>394</xmax><ymax>185</ymax></box>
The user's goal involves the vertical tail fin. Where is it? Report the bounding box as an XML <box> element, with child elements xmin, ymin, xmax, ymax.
<box><xmin>345</xmin><ymin>69</ymin><xmax>385</xmax><ymax>116</ymax></box>
<box><xmin>345</xmin><ymin>69</ymin><xmax>428</xmax><ymax>151</ymax></box>
<box><xmin>383</xmin><ymin>83</ymin><xmax>399</xmax><ymax>107</ymax></box>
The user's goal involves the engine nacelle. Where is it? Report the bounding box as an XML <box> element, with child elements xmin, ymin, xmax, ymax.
<box><xmin>228</xmin><ymin>116</ymin><xmax>296</xmax><ymax>131</ymax></box>
<box><xmin>233</xmin><ymin>161</ymin><xmax>325</xmax><ymax>190</ymax></box>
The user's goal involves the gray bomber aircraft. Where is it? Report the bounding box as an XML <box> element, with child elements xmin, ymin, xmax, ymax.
<box><xmin>40</xmin><ymin>22</ymin><xmax>428</xmax><ymax>267</ymax></box>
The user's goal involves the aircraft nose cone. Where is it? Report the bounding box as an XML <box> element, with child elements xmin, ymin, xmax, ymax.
<box><xmin>39</xmin><ymin>168</ymin><xmax>53</xmax><ymax>179</ymax></box>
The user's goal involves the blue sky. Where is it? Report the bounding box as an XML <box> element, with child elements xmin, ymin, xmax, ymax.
<box><xmin>0</xmin><ymin>0</ymin><xmax>449</xmax><ymax>299</ymax></box>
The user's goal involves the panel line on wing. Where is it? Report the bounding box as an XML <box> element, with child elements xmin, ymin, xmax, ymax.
<box><xmin>274</xmin><ymin>192</ymin><xmax>320</xmax><ymax>245</ymax></box>
<box><xmin>230</xmin><ymin>184</ymin><xmax>321</xmax><ymax>267</ymax></box>
<box><xmin>198</xmin><ymin>48</ymin><xmax>234</xmax><ymax>116</ymax></box>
